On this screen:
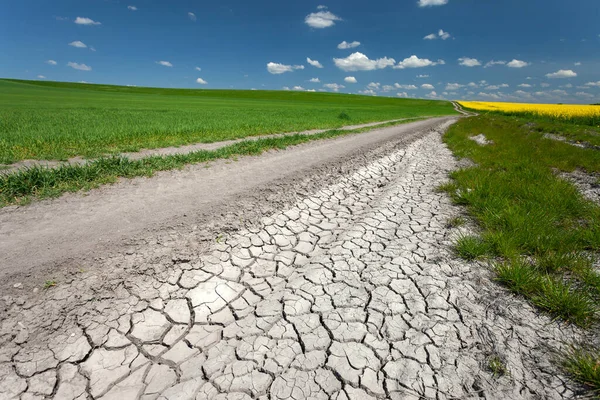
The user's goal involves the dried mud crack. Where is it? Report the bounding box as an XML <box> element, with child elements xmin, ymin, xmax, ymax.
<box><xmin>0</xmin><ymin>121</ymin><xmax>585</xmax><ymax>399</ymax></box>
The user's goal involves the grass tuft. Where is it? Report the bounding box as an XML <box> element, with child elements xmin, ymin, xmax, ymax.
<box><xmin>454</xmin><ymin>235</ymin><xmax>490</xmax><ymax>260</ymax></box>
<box><xmin>563</xmin><ymin>347</ymin><xmax>600</xmax><ymax>394</ymax></box>
<box><xmin>488</xmin><ymin>355</ymin><xmax>508</xmax><ymax>378</ymax></box>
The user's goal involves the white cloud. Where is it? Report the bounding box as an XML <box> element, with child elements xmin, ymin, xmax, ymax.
<box><xmin>74</xmin><ymin>17</ymin><xmax>101</xmax><ymax>25</ymax></box>
<box><xmin>309</xmin><ymin>78</ymin><xmax>320</xmax><ymax>83</ymax></box>
<box><xmin>394</xmin><ymin>55</ymin><xmax>444</xmax><ymax>69</ymax></box>
<box><xmin>306</xmin><ymin>57</ymin><xmax>324</xmax><ymax>68</ymax></box>
<box><xmin>196</xmin><ymin>78</ymin><xmax>207</xmax><ymax>84</ymax></box>
<box><xmin>546</xmin><ymin>69</ymin><xmax>577</xmax><ymax>79</ymax></box>
<box><xmin>282</xmin><ymin>86</ymin><xmax>290</xmax><ymax>91</ymax></box>
<box><xmin>317</xmin><ymin>5</ymin><xmax>327</xmax><ymax>10</ymax></box>
<box><xmin>338</xmin><ymin>41</ymin><xmax>360</xmax><ymax>49</ymax></box>
<box><xmin>574</xmin><ymin>62</ymin><xmax>581</xmax><ymax>66</ymax></box>
<box><xmin>359</xmin><ymin>89</ymin><xmax>377</xmax><ymax>96</ymax></box>
<box><xmin>266</xmin><ymin>62</ymin><xmax>303</xmax><ymax>74</ymax></box>
<box><xmin>397</xmin><ymin>92</ymin><xmax>408</xmax><ymax>97</ymax></box>
<box><xmin>324</xmin><ymin>83</ymin><xmax>345</xmax><ymax>92</ymax></box>
<box><xmin>425</xmin><ymin>91</ymin><xmax>440</xmax><ymax>99</ymax></box>
<box><xmin>445</xmin><ymin>83</ymin><xmax>463</xmax><ymax>90</ymax></box>
<box><xmin>418</xmin><ymin>0</ymin><xmax>448</xmax><ymax>7</ymax></box>
<box><xmin>585</xmin><ymin>81</ymin><xmax>600</xmax><ymax>87</ymax></box>
<box><xmin>305</xmin><ymin>10</ymin><xmax>342</xmax><ymax>28</ymax></box>
<box><xmin>484</xmin><ymin>60</ymin><xmax>506</xmax><ymax>68</ymax></box>
<box><xmin>540</xmin><ymin>83</ymin><xmax>551</xmax><ymax>87</ymax></box>
<box><xmin>478</xmin><ymin>92</ymin><xmax>501</xmax><ymax>100</ymax></box>
<box><xmin>188</xmin><ymin>12</ymin><xmax>197</xmax><ymax>22</ymax></box>
<box><xmin>334</xmin><ymin>52</ymin><xmax>395</xmax><ymax>71</ymax></box>
<box><xmin>551</xmin><ymin>89</ymin><xmax>568</xmax><ymax>96</ymax></box>
<box><xmin>417</xmin><ymin>74</ymin><xmax>429</xmax><ymax>78</ymax></box>
<box><xmin>367</xmin><ymin>82</ymin><xmax>381</xmax><ymax>90</ymax></box>
<box><xmin>561</xmin><ymin>84</ymin><xmax>573</xmax><ymax>88</ymax></box>
<box><xmin>382</xmin><ymin>85</ymin><xmax>395</xmax><ymax>92</ymax></box>
<box><xmin>518</xmin><ymin>83</ymin><xmax>532</xmax><ymax>88</ymax></box>
<box><xmin>195</xmin><ymin>66</ymin><xmax>202</xmax><ymax>71</ymax></box>
<box><xmin>467</xmin><ymin>82</ymin><xmax>479</xmax><ymax>88</ymax></box>
<box><xmin>128</xmin><ymin>5</ymin><xmax>137</xmax><ymax>11</ymax></box>
<box><xmin>576</xmin><ymin>92</ymin><xmax>594</xmax><ymax>98</ymax></box>
<box><xmin>395</xmin><ymin>83</ymin><xmax>417</xmax><ymax>90</ymax></box>
<box><xmin>344</xmin><ymin>76</ymin><xmax>357</xmax><ymax>83</ymax></box>
<box><xmin>507</xmin><ymin>59</ymin><xmax>530</xmax><ymax>68</ymax></box>
<box><xmin>485</xmin><ymin>84</ymin><xmax>509</xmax><ymax>90</ymax></box>
<box><xmin>69</xmin><ymin>40</ymin><xmax>87</xmax><ymax>48</ymax></box>
<box><xmin>90</xmin><ymin>46</ymin><xmax>96</xmax><ymax>52</ymax></box>
<box><xmin>156</xmin><ymin>61</ymin><xmax>173</xmax><ymax>67</ymax></box>
<box><xmin>514</xmin><ymin>90</ymin><xmax>533</xmax><ymax>98</ymax></box>
<box><xmin>37</xmin><ymin>75</ymin><xmax>46</xmax><ymax>79</ymax></box>
<box><xmin>293</xmin><ymin>86</ymin><xmax>305</xmax><ymax>91</ymax></box>
<box><xmin>458</xmin><ymin>57</ymin><xmax>481</xmax><ymax>67</ymax></box>
<box><xmin>423</xmin><ymin>29</ymin><xmax>451</xmax><ymax>40</ymax></box>
<box><xmin>46</xmin><ymin>60</ymin><xmax>57</xmax><ymax>65</ymax></box>
<box><xmin>306</xmin><ymin>89</ymin><xmax>316</xmax><ymax>92</ymax></box>
<box><xmin>421</xmin><ymin>84</ymin><xmax>435</xmax><ymax>90</ymax></box>
<box><xmin>67</xmin><ymin>62</ymin><xmax>92</xmax><ymax>71</ymax></box>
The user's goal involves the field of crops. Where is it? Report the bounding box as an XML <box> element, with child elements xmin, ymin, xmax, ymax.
<box><xmin>0</xmin><ymin>79</ymin><xmax>456</xmax><ymax>164</ymax></box>
<box><xmin>459</xmin><ymin>101</ymin><xmax>600</xmax><ymax>126</ymax></box>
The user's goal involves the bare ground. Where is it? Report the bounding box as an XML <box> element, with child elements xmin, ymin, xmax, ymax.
<box><xmin>0</xmin><ymin>117</ymin><xmax>586</xmax><ymax>399</ymax></box>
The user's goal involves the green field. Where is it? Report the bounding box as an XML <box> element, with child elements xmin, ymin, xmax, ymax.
<box><xmin>0</xmin><ymin>79</ymin><xmax>456</xmax><ymax>164</ymax></box>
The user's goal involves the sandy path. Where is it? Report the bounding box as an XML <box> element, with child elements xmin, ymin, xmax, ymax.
<box><xmin>0</xmin><ymin>117</ymin><xmax>449</xmax><ymax>289</ymax></box>
<box><xmin>0</xmin><ymin>119</ymin><xmax>583</xmax><ymax>399</ymax></box>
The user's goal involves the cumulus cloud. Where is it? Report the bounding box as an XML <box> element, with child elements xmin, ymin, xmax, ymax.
<box><xmin>324</xmin><ymin>83</ymin><xmax>345</xmax><ymax>92</ymax></box>
<box><xmin>309</xmin><ymin>78</ymin><xmax>320</xmax><ymax>83</ymax></box>
<box><xmin>196</xmin><ymin>78</ymin><xmax>207</xmax><ymax>84</ymax></box>
<box><xmin>195</xmin><ymin>66</ymin><xmax>202</xmax><ymax>71</ymax></box>
<box><xmin>395</xmin><ymin>83</ymin><xmax>417</xmax><ymax>90</ymax></box>
<box><xmin>74</xmin><ymin>17</ymin><xmax>101</xmax><ymax>25</ymax></box>
<box><xmin>293</xmin><ymin>86</ymin><xmax>305</xmax><ymax>91</ymax></box>
<box><xmin>421</xmin><ymin>84</ymin><xmax>435</xmax><ymax>90</ymax></box>
<box><xmin>359</xmin><ymin>89</ymin><xmax>377</xmax><ymax>96</ymax></box>
<box><xmin>334</xmin><ymin>52</ymin><xmax>395</xmax><ymax>71</ymax></box>
<box><xmin>576</xmin><ymin>92</ymin><xmax>594</xmax><ymax>98</ymax></box>
<box><xmin>445</xmin><ymin>83</ymin><xmax>463</xmax><ymax>90</ymax></box>
<box><xmin>282</xmin><ymin>87</ymin><xmax>290</xmax><ymax>91</ymax></box>
<box><xmin>305</xmin><ymin>10</ymin><xmax>342</xmax><ymax>28</ymax></box>
<box><xmin>484</xmin><ymin>60</ymin><xmax>506</xmax><ymax>68</ymax></box>
<box><xmin>344</xmin><ymin>76</ymin><xmax>357</xmax><ymax>83</ymax></box>
<box><xmin>546</xmin><ymin>69</ymin><xmax>577</xmax><ymax>78</ymax></box>
<box><xmin>425</xmin><ymin>91</ymin><xmax>440</xmax><ymax>99</ymax></box>
<box><xmin>267</xmin><ymin>62</ymin><xmax>304</xmax><ymax>74</ymax></box>
<box><xmin>417</xmin><ymin>74</ymin><xmax>429</xmax><ymax>78</ymax></box>
<box><xmin>418</xmin><ymin>0</ymin><xmax>448</xmax><ymax>7</ymax></box>
<box><xmin>518</xmin><ymin>83</ymin><xmax>532</xmax><ymax>88</ymax></box>
<box><xmin>46</xmin><ymin>60</ymin><xmax>57</xmax><ymax>65</ymax></box>
<box><xmin>128</xmin><ymin>5</ymin><xmax>137</xmax><ymax>11</ymax></box>
<box><xmin>67</xmin><ymin>62</ymin><xmax>92</xmax><ymax>71</ymax></box>
<box><xmin>574</xmin><ymin>62</ymin><xmax>582</xmax><ymax>66</ymax></box>
<box><xmin>458</xmin><ymin>57</ymin><xmax>481</xmax><ymax>67</ymax></box>
<box><xmin>37</xmin><ymin>75</ymin><xmax>46</xmax><ymax>79</ymax></box>
<box><xmin>188</xmin><ymin>12</ymin><xmax>197</xmax><ymax>22</ymax></box>
<box><xmin>367</xmin><ymin>82</ymin><xmax>381</xmax><ymax>90</ymax></box>
<box><xmin>156</xmin><ymin>61</ymin><xmax>173</xmax><ymax>67</ymax></box>
<box><xmin>424</xmin><ymin>29</ymin><xmax>451</xmax><ymax>40</ymax></box>
<box><xmin>478</xmin><ymin>92</ymin><xmax>501</xmax><ymax>100</ymax></box>
<box><xmin>540</xmin><ymin>83</ymin><xmax>551</xmax><ymax>87</ymax></box>
<box><xmin>585</xmin><ymin>81</ymin><xmax>600</xmax><ymax>87</ymax></box>
<box><xmin>397</xmin><ymin>92</ymin><xmax>408</xmax><ymax>97</ymax></box>
<box><xmin>338</xmin><ymin>41</ymin><xmax>360</xmax><ymax>49</ymax></box>
<box><xmin>394</xmin><ymin>55</ymin><xmax>444</xmax><ymax>69</ymax></box>
<box><xmin>306</xmin><ymin>58</ymin><xmax>324</xmax><ymax>68</ymax></box>
<box><xmin>485</xmin><ymin>84</ymin><xmax>509</xmax><ymax>90</ymax></box>
<box><xmin>507</xmin><ymin>59</ymin><xmax>530</xmax><ymax>68</ymax></box>
<box><xmin>69</xmin><ymin>40</ymin><xmax>87</xmax><ymax>48</ymax></box>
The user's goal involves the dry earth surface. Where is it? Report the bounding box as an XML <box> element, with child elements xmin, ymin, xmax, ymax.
<box><xmin>0</xmin><ymin>117</ymin><xmax>585</xmax><ymax>399</ymax></box>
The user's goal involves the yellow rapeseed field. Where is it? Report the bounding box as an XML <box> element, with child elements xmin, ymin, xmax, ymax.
<box><xmin>459</xmin><ymin>101</ymin><xmax>600</xmax><ymax>121</ymax></box>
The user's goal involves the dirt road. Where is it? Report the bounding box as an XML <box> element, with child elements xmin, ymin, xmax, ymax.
<box><xmin>0</xmin><ymin>116</ymin><xmax>583</xmax><ymax>399</ymax></box>
<box><xmin>0</xmin><ymin>117</ymin><xmax>449</xmax><ymax>288</ymax></box>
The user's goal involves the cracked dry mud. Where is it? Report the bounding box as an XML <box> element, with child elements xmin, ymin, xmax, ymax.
<box><xmin>0</xmin><ymin>124</ymin><xmax>585</xmax><ymax>399</ymax></box>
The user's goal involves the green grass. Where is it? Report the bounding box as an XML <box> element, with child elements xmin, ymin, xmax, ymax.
<box><xmin>564</xmin><ymin>347</ymin><xmax>600</xmax><ymax>397</ymax></box>
<box><xmin>0</xmin><ymin>118</ymin><xmax>423</xmax><ymax>207</ymax></box>
<box><xmin>443</xmin><ymin>114</ymin><xmax>600</xmax><ymax>393</ymax></box>
<box><xmin>0</xmin><ymin>79</ymin><xmax>456</xmax><ymax>164</ymax></box>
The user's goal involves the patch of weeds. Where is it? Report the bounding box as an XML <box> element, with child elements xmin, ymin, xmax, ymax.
<box><xmin>215</xmin><ymin>234</ymin><xmax>223</xmax><ymax>243</ymax></box>
<box><xmin>534</xmin><ymin>277</ymin><xmax>598</xmax><ymax>327</ymax></box>
<box><xmin>436</xmin><ymin>182</ymin><xmax>457</xmax><ymax>194</ymax></box>
<box><xmin>495</xmin><ymin>260</ymin><xmax>540</xmax><ymax>297</ymax></box>
<box><xmin>338</xmin><ymin>111</ymin><xmax>351</xmax><ymax>121</ymax></box>
<box><xmin>446</xmin><ymin>216</ymin><xmax>466</xmax><ymax>228</ymax></box>
<box><xmin>44</xmin><ymin>280</ymin><xmax>57</xmax><ymax>289</ymax></box>
<box><xmin>454</xmin><ymin>235</ymin><xmax>490</xmax><ymax>260</ymax></box>
<box><xmin>563</xmin><ymin>347</ymin><xmax>600</xmax><ymax>395</ymax></box>
<box><xmin>488</xmin><ymin>355</ymin><xmax>508</xmax><ymax>378</ymax></box>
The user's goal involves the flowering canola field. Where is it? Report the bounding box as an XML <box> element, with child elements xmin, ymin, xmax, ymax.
<box><xmin>459</xmin><ymin>101</ymin><xmax>600</xmax><ymax>123</ymax></box>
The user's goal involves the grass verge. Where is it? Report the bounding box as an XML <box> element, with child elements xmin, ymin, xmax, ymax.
<box><xmin>442</xmin><ymin>114</ymin><xmax>600</xmax><ymax>393</ymax></box>
<box><xmin>0</xmin><ymin>118</ymin><xmax>425</xmax><ymax>207</ymax></box>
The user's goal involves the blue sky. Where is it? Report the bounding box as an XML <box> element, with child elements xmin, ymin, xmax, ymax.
<box><xmin>1</xmin><ymin>0</ymin><xmax>599</xmax><ymax>103</ymax></box>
